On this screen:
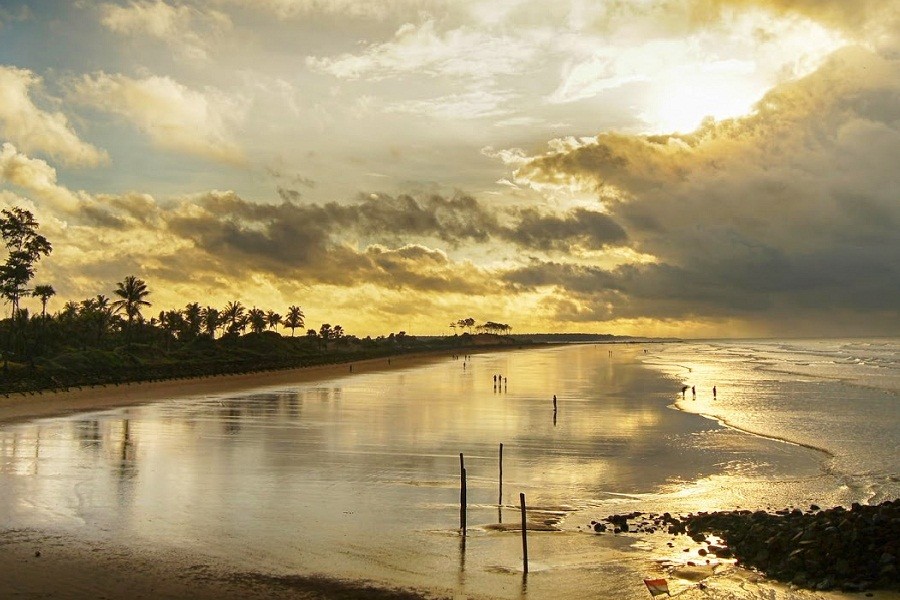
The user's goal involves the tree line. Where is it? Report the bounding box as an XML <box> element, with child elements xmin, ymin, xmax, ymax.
<box><xmin>0</xmin><ymin>207</ymin><xmax>517</xmax><ymax>393</ymax></box>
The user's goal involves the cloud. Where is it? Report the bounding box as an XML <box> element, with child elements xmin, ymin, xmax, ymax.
<box><xmin>502</xmin><ymin>45</ymin><xmax>900</xmax><ymax>333</ymax></box>
<box><xmin>70</xmin><ymin>190</ymin><xmax>498</xmax><ymax>297</ymax></box>
<box><xmin>716</xmin><ymin>0</ymin><xmax>896</xmax><ymax>36</ymax></box>
<box><xmin>384</xmin><ymin>88</ymin><xmax>518</xmax><ymax>120</ymax></box>
<box><xmin>67</xmin><ymin>72</ymin><xmax>247</xmax><ymax>164</ymax></box>
<box><xmin>99</xmin><ymin>0</ymin><xmax>232</xmax><ymax>62</ymax></box>
<box><xmin>498</xmin><ymin>207</ymin><xmax>628</xmax><ymax>252</ymax></box>
<box><xmin>219</xmin><ymin>0</ymin><xmax>446</xmax><ymax>20</ymax></box>
<box><xmin>306</xmin><ymin>18</ymin><xmax>539</xmax><ymax>81</ymax></box>
<box><xmin>0</xmin><ymin>66</ymin><xmax>107</xmax><ymax>167</ymax></box>
<box><xmin>0</xmin><ymin>143</ymin><xmax>84</xmax><ymax>211</ymax></box>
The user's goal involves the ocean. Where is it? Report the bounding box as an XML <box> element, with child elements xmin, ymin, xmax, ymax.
<box><xmin>649</xmin><ymin>338</ymin><xmax>900</xmax><ymax>506</ymax></box>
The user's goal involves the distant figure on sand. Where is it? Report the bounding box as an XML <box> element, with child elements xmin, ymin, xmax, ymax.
<box><xmin>681</xmin><ymin>385</ymin><xmax>688</xmax><ymax>398</ymax></box>
<box><xmin>713</xmin><ymin>386</ymin><xmax>717</xmax><ymax>398</ymax></box>
<box><xmin>691</xmin><ymin>386</ymin><xmax>696</xmax><ymax>398</ymax></box>
<box><xmin>553</xmin><ymin>395</ymin><xmax>557</xmax><ymax>410</ymax></box>
<box><xmin>493</xmin><ymin>375</ymin><xmax>497</xmax><ymax>384</ymax></box>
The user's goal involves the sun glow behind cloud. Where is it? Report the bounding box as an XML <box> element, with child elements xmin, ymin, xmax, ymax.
<box><xmin>0</xmin><ymin>0</ymin><xmax>897</xmax><ymax>338</ymax></box>
<box><xmin>550</xmin><ymin>8</ymin><xmax>846</xmax><ymax>134</ymax></box>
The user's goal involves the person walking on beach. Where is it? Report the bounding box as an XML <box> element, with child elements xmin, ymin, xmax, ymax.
<box><xmin>713</xmin><ymin>385</ymin><xmax>717</xmax><ymax>398</ymax></box>
<box><xmin>553</xmin><ymin>395</ymin><xmax>557</xmax><ymax>410</ymax></box>
<box><xmin>691</xmin><ymin>385</ymin><xmax>696</xmax><ymax>398</ymax></box>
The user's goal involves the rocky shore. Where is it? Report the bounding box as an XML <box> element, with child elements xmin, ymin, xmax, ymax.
<box><xmin>591</xmin><ymin>499</ymin><xmax>900</xmax><ymax>593</ymax></box>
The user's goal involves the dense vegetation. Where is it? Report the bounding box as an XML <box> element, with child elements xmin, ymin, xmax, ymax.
<box><xmin>0</xmin><ymin>207</ymin><xmax>518</xmax><ymax>395</ymax></box>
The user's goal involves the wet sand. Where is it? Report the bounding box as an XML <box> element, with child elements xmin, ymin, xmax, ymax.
<box><xmin>0</xmin><ymin>350</ymin><xmax>463</xmax><ymax>425</ymax></box>
<box><xmin>0</xmin><ymin>350</ymin><xmax>478</xmax><ymax>600</ymax></box>
<box><xmin>3</xmin><ymin>343</ymin><xmax>884</xmax><ymax>600</ymax></box>
<box><xmin>0</xmin><ymin>528</ymin><xmax>446</xmax><ymax>600</ymax></box>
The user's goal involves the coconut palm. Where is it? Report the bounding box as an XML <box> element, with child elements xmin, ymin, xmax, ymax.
<box><xmin>201</xmin><ymin>306</ymin><xmax>221</xmax><ymax>338</ymax></box>
<box><xmin>248</xmin><ymin>307</ymin><xmax>266</xmax><ymax>333</ymax></box>
<box><xmin>222</xmin><ymin>300</ymin><xmax>245</xmax><ymax>334</ymax></box>
<box><xmin>265</xmin><ymin>310</ymin><xmax>282</xmax><ymax>331</ymax></box>
<box><xmin>32</xmin><ymin>284</ymin><xmax>55</xmax><ymax>318</ymax></box>
<box><xmin>183</xmin><ymin>302</ymin><xmax>202</xmax><ymax>338</ymax></box>
<box><xmin>111</xmin><ymin>275</ymin><xmax>151</xmax><ymax>339</ymax></box>
<box><xmin>93</xmin><ymin>294</ymin><xmax>113</xmax><ymax>341</ymax></box>
<box><xmin>284</xmin><ymin>305</ymin><xmax>304</xmax><ymax>337</ymax></box>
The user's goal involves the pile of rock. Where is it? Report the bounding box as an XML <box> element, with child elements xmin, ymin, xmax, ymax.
<box><xmin>589</xmin><ymin>500</ymin><xmax>900</xmax><ymax>592</ymax></box>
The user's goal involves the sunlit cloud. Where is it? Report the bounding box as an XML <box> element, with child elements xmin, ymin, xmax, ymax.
<box><xmin>0</xmin><ymin>143</ymin><xmax>85</xmax><ymax>211</ymax></box>
<box><xmin>0</xmin><ymin>0</ymin><xmax>897</xmax><ymax>337</ymax></box>
<box><xmin>218</xmin><ymin>0</ymin><xmax>442</xmax><ymax>20</ymax></box>
<box><xmin>385</xmin><ymin>87</ymin><xmax>518</xmax><ymax>120</ymax></box>
<box><xmin>99</xmin><ymin>0</ymin><xmax>232</xmax><ymax>62</ymax></box>
<box><xmin>0</xmin><ymin>66</ymin><xmax>108</xmax><ymax>167</ymax></box>
<box><xmin>306</xmin><ymin>18</ymin><xmax>540</xmax><ymax>81</ymax></box>
<box><xmin>503</xmin><ymin>44</ymin><xmax>900</xmax><ymax>334</ymax></box>
<box><xmin>66</xmin><ymin>72</ymin><xmax>247</xmax><ymax>165</ymax></box>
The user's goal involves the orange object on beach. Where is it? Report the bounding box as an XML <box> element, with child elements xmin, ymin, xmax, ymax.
<box><xmin>643</xmin><ymin>578</ymin><xmax>670</xmax><ymax>596</ymax></box>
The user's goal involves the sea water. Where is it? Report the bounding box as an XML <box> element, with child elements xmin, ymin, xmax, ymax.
<box><xmin>649</xmin><ymin>338</ymin><xmax>900</xmax><ymax>505</ymax></box>
<box><xmin>0</xmin><ymin>340</ymin><xmax>897</xmax><ymax>599</ymax></box>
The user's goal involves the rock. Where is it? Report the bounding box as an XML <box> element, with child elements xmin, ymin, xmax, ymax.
<box><xmin>588</xmin><ymin>500</ymin><xmax>900</xmax><ymax>592</ymax></box>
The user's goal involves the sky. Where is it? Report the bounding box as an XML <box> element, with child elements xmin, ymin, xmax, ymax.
<box><xmin>0</xmin><ymin>0</ymin><xmax>898</xmax><ymax>338</ymax></box>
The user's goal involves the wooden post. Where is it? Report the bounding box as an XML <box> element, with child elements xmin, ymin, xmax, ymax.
<box><xmin>460</xmin><ymin>453</ymin><xmax>467</xmax><ymax>535</ymax></box>
<box><xmin>520</xmin><ymin>492</ymin><xmax>528</xmax><ymax>573</ymax></box>
<box><xmin>498</xmin><ymin>443</ymin><xmax>503</xmax><ymax>506</ymax></box>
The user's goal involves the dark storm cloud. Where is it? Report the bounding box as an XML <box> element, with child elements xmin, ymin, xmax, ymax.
<box><xmin>162</xmin><ymin>191</ymin><xmax>496</xmax><ymax>293</ymax></box>
<box><xmin>498</xmin><ymin>207</ymin><xmax>627</xmax><ymax>251</ymax></box>
<box><xmin>512</xmin><ymin>46</ymin><xmax>900</xmax><ymax>331</ymax></box>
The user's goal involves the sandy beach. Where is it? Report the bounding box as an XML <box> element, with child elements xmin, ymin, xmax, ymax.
<box><xmin>0</xmin><ymin>350</ymin><xmax>459</xmax><ymax>425</ymax></box>
<box><xmin>0</xmin><ymin>347</ymin><xmax>496</xmax><ymax>600</ymax></box>
<box><xmin>2</xmin><ymin>342</ymin><xmax>896</xmax><ymax>600</ymax></box>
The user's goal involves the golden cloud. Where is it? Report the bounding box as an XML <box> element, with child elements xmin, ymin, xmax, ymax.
<box><xmin>66</xmin><ymin>72</ymin><xmax>246</xmax><ymax>165</ymax></box>
<box><xmin>0</xmin><ymin>67</ymin><xmax>107</xmax><ymax>167</ymax></box>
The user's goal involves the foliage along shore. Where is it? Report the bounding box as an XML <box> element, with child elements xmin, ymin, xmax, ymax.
<box><xmin>0</xmin><ymin>330</ymin><xmax>654</xmax><ymax>397</ymax></box>
<box><xmin>0</xmin><ymin>330</ymin><xmax>531</xmax><ymax>397</ymax></box>
<box><xmin>591</xmin><ymin>500</ymin><xmax>900</xmax><ymax>593</ymax></box>
<box><xmin>0</xmin><ymin>206</ymin><xmax>656</xmax><ymax>397</ymax></box>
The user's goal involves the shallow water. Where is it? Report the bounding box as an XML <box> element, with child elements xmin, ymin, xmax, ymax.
<box><xmin>649</xmin><ymin>338</ymin><xmax>900</xmax><ymax>504</ymax></box>
<box><xmin>0</xmin><ymin>343</ymin><xmax>890</xmax><ymax>598</ymax></box>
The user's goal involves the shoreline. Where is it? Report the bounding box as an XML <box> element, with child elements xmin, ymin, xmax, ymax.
<box><xmin>0</xmin><ymin>343</ymin><xmax>549</xmax><ymax>426</ymax></box>
<box><xmin>0</xmin><ymin>350</ymin><xmax>448</xmax><ymax>425</ymax></box>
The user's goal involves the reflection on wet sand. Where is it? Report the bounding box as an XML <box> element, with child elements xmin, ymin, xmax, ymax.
<box><xmin>0</xmin><ymin>345</ymin><xmax>844</xmax><ymax>599</ymax></box>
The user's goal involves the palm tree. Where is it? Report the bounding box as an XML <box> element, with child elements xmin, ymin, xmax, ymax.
<box><xmin>222</xmin><ymin>300</ymin><xmax>245</xmax><ymax>334</ymax></box>
<box><xmin>183</xmin><ymin>302</ymin><xmax>202</xmax><ymax>338</ymax></box>
<box><xmin>284</xmin><ymin>305</ymin><xmax>304</xmax><ymax>337</ymax></box>
<box><xmin>32</xmin><ymin>284</ymin><xmax>55</xmax><ymax>318</ymax></box>
<box><xmin>93</xmin><ymin>294</ymin><xmax>113</xmax><ymax>341</ymax></box>
<box><xmin>201</xmin><ymin>306</ymin><xmax>221</xmax><ymax>339</ymax></box>
<box><xmin>265</xmin><ymin>310</ymin><xmax>282</xmax><ymax>331</ymax></box>
<box><xmin>111</xmin><ymin>275</ymin><xmax>151</xmax><ymax>340</ymax></box>
<box><xmin>248</xmin><ymin>307</ymin><xmax>266</xmax><ymax>333</ymax></box>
